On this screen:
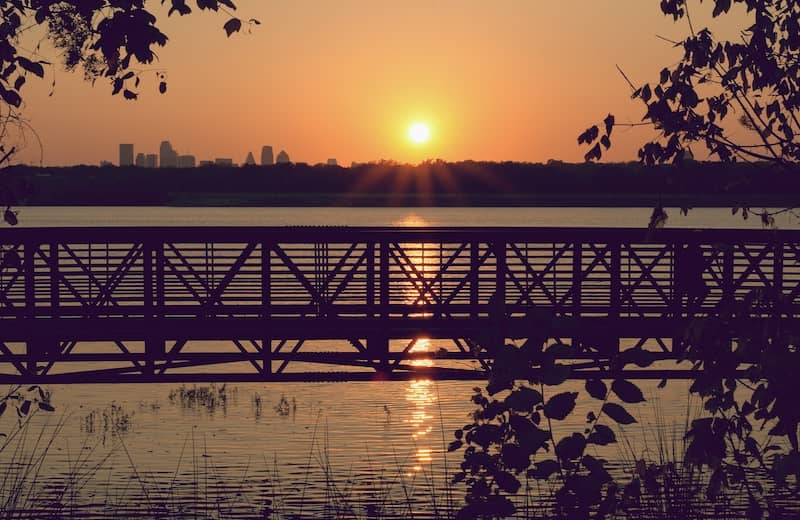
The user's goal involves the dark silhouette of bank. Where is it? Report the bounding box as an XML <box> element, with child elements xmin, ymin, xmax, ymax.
<box><xmin>7</xmin><ymin>160</ymin><xmax>800</xmax><ymax>207</ymax></box>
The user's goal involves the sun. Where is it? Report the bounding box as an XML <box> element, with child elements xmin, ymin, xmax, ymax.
<box><xmin>408</xmin><ymin>122</ymin><xmax>431</xmax><ymax>144</ymax></box>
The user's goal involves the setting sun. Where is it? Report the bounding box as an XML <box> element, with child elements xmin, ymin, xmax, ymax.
<box><xmin>408</xmin><ymin>122</ymin><xmax>431</xmax><ymax>144</ymax></box>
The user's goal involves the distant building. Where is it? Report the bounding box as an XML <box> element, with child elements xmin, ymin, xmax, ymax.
<box><xmin>276</xmin><ymin>150</ymin><xmax>290</xmax><ymax>164</ymax></box>
<box><xmin>145</xmin><ymin>154</ymin><xmax>158</xmax><ymax>168</ymax></box>
<box><xmin>135</xmin><ymin>153</ymin><xmax>146</xmax><ymax>167</ymax></box>
<box><xmin>99</xmin><ymin>160</ymin><xmax>113</xmax><ymax>167</ymax></box>
<box><xmin>199</xmin><ymin>160</ymin><xmax>214</xmax><ymax>167</ymax></box>
<box><xmin>177</xmin><ymin>155</ymin><xmax>196</xmax><ymax>168</ymax></box>
<box><xmin>260</xmin><ymin>146</ymin><xmax>274</xmax><ymax>166</ymax></box>
<box><xmin>159</xmin><ymin>141</ymin><xmax>178</xmax><ymax>168</ymax></box>
<box><xmin>214</xmin><ymin>158</ymin><xmax>234</xmax><ymax>167</ymax></box>
<box><xmin>326</xmin><ymin>158</ymin><xmax>337</xmax><ymax>166</ymax></box>
<box><xmin>244</xmin><ymin>152</ymin><xmax>256</xmax><ymax>166</ymax></box>
<box><xmin>119</xmin><ymin>144</ymin><xmax>134</xmax><ymax>167</ymax></box>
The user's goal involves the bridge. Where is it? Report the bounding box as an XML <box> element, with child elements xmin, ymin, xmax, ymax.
<box><xmin>0</xmin><ymin>226</ymin><xmax>795</xmax><ymax>383</ymax></box>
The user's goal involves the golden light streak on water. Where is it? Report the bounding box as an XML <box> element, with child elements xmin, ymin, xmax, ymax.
<box><xmin>410</xmin><ymin>338</ymin><xmax>434</xmax><ymax>368</ymax></box>
<box><xmin>405</xmin><ymin>378</ymin><xmax>436</xmax><ymax>472</ymax></box>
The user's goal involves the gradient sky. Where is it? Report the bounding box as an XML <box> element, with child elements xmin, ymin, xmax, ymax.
<box><xmin>16</xmin><ymin>1</ymin><xmax>751</xmax><ymax>166</ymax></box>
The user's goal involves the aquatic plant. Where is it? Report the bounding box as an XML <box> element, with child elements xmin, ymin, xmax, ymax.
<box><xmin>168</xmin><ymin>384</ymin><xmax>234</xmax><ymax>413</ymax></box>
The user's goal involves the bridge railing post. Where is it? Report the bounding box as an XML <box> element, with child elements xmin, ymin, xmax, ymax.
<box><xmin>144</xmin><ymin>240</ymin><xmax>164</xmax><ymax>376</ymax></box>
<box><xmin>369</xmin><ymin>239</ymin><xmax>390</xmax><ymax>369</ymax></box>
<box><xmin>366</xmin><ymin>241</ymin><xmax>375</xmax><ymax>317</ymax></box>
<box><xmin>572</xmin><ymin>241</ymin><xmax>582</xmax><ymax>348</ymax></box>
<box><xmin>470</xmin><ymin>241</ymin><xmax>479</xmax><ymax>319</ymax></box>
<box><xmin>24</xmin><ymin>241</ymin><xmax>37</xmax><ymax>375</ymax></box>
<box><xmin>607</xmin><ymin>240</ymin><xmax>621</xmax><ymax>354</ymax></box>
<box><xmin>490</xmin><ymin>240</ymin><xmax>507</xmax><ymax>351</ymax></box>
<box><xmin>261</xmin><ymin>240</ymin><xmax>272</xmax><ymax>376</ymax></box>
<box><xmin>773</xmin><ymin>238</ymin><xmax>783</xmax><ymax>316</ymax></box>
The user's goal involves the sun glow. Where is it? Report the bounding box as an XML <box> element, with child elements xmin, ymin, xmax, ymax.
<box><xmin>408</xmin><ymin>122</ymin><xmax>431</xmax><ymax>144</ymax></box>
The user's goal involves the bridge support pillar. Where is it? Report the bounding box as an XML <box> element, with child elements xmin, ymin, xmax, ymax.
<box><xmin>145</xmin><ymin>338</ymin><xmax>164</xmax><ymax>376</ymax></box>
<box><xmin>368</xmin><ymin>335</ymin><xmax>389</xmax><ymax>371</ymax></box>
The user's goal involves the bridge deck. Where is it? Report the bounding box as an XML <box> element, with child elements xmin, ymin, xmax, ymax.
<box><xmin>0</xmin><ymin>226</ymin><xmax>795</xmax><ymax>382</ymax></box>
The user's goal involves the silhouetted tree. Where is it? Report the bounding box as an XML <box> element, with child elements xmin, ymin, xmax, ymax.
<box><xmin>580</xmin><ymin>0</ymin><xmax>799</xmax><ymax>172</ymax></box>
<box><xmin>451</xmin><ymin>4</ymin><xmax>800</xmax><ymax>517</ymax></box>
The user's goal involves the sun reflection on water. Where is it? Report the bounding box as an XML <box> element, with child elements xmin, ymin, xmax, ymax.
<box><xmin>406</xmin><ymin>371</ymin><xmax>436</xmax><ymax>472</ymax></box>
<box><xmin>395</xmin><ymin>214</ymin><xmax>441</xmax><ymax>473</ymax></box>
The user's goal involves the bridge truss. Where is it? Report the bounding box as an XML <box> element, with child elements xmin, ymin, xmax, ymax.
<box><xmin>0</xmin><ymin>226</ymin><xmax>795</xmax><ymax>382</ymax></box>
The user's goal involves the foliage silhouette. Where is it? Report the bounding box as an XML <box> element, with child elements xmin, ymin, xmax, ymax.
<box><xmin>448</xmin><ymin>2</ymin><xmax>800</xmax><ymax>517</ymax></box>
<box><xmin>580</xmin><ymin>0</ymin><xmax>799</xmax><ymax>222</ymax></box>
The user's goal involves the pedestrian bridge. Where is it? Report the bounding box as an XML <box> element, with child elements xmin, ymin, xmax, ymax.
<box><xmin>0</xmin><ymin>226</ymin><xmax>794</xmax><ymax>383</ymax></box>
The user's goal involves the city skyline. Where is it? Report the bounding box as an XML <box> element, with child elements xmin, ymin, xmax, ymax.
<box><xmin>115</xmin><ymin>141</ymin><xmax>294</xmax><ymax>168</ymax></box>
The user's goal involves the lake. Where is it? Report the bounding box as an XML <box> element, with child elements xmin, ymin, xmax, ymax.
<box><xmin>3</xmin><ymin>206</ymin><xmax>797</xmax><ymax>519</ymax></box>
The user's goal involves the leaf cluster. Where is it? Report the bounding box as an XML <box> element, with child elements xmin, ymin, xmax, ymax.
<box><xmin>579</xmin><ymin>0</ymin><xmax>800</xmax><ymax>171</ymax></box>
<box><xmin>451</xmin><ymin>333</ymin><xmax>650</xmax><ymax>519</ymax></box>
<box><xmin>0</xmin><ymin>1</ymin><xmax>258</xmax><ymax>108</ymax></box>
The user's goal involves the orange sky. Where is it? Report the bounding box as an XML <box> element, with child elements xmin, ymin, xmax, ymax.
<box><xmin>15</xmin><ymin>1</ymin><xmax>752</xmax><ymax>167</ymax></box>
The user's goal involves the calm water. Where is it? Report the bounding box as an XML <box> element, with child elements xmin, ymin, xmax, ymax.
<box><xmin>3</xmin><ymin>207</ymin><xmax>796</xmax><ymax>518</ymax></box>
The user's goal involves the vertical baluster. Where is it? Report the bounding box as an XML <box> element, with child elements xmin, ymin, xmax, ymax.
<box><xmin>572</xmin><ymin>241</ymin><xmax>582</xmax><ymax>348</ymax></box>
<box><xmin>366</xmin><ymin>241</ymin><xmax>375</xmax><ymax>317</ymax></box>
<box><xmin>610</xmin><ymin>241</ymin><xmax>621</xmax><ymax>318</ymax></box>
<box><xmin>24</xmin><ymin>241</ymin><xmax>36</xmax><ymax>375</ymax></box>
<box><xmin>773</xmin><ymin>238</ymin><xmax>783</xmax><ymax>316</ymax></box>
<box><xmin>470</xmin><ymin>241</ymin><xmax>479</xmax><ymax>319</ymax></box>
<box><xmin>49</xmin><ymin>242</ymin><xmax>59</xmax><ymax>317</ymax></box>
<box><xmin>261</xmin><ymin>240</ymin><xmax>272</xmax><ymax>376</ymax></box>
<box><xmin>144</xmin><ymin>240</ymin><xmax>165</xmax><ymax>377</ymax></box>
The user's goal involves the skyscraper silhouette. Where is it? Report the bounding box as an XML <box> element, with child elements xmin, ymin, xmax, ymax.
<box><xmin>177</xmin><ymin>155</ymin><xmax>196</xmax><ymax>168</ymax></box>
<box><xmin>159</xmin><ymin>141</ymin><xmax>178</xmax><ymax>168</ymax></box>
<box><xmin>244</xmin><ymin>151</ymin><xmax>256</xmax><ymax>166</ymax></box>
<box><xmin>260</xmin><ymin>146</ymin><xmax>274</xmax><ymax>166</ymax></box>
<box><xmin>119</xmin><ymin>144</ymin><xmax>134</xmax><ymax>167</ymax></box>
<box><xmin>276</xmin><ymin>150</ymin><xmax>290</xmax><ymax>164</ymax></box>
<box><xmin>135</xmin><ymin>153</ymin><xmax>146</xmax><ymax>167</ymax></box>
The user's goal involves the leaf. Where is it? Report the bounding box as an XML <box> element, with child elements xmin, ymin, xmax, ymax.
<box><xmin>123</xmin><ymin>89</ymin><xmax>138</xmax><ymax>100</ymax></box>
<box><xmin>2</xmin><ymin>249</ymin><xmax>20</xmax><ymax>269</ymax></box>
<box><xmin>505</xmin><ymin>387</ymin><xmax>543</xmax><ymax>412</ymax></box>
<box><xmin>224</xmin><ymin>18</ymin><xmax>242</xmax><ymax>37</ymax></box>
<box><xmin>159</xmin><ymin>81</ymin><xmax>167</xmax><ymax>94</ymax></box>
<box><xmin>249</xmin><ymin>18</ymin><xmax>261</xmax><ymax>25</ymax></box>
<box><xmin>543</xmin><ymin>392</ymin><xmax>578</xmax><ymax>420</ymax></box>
<box><xmin>0</xmin><ymin>86</ymin><xmax>21</xmax><ymax>107</ymax></box>
<box><xmin>602</xmin><ymin>403</ymin><xmax>637</xmax><ymax>425</ymax></box>
<box><xmin>611</xmin><ymin>379</ymin><xmax>646</xmax><ymax>403</ymax></box>
<box><xmin>17</xmin><ymin>57</ymin><xmax>44</xmax><ymax>78</ymax></box>
<box><xmin>641</xmin><ymin>84</ymin><xmax>652</xmax><ymax>102</ymax></box>
<box><xmin>556</xmin><ymin>433</ymin><xmax>586</xmax><ymax>461</ymax></box>
<box><xmin>712</xmin><ymin>0</ymin><xmax>732</xmax><ymax>17</ymax></box>
<box><xmin>19</xmin><ymin>400</ymin><xmax>31</xmax><ymax>416</ymax></box>
<box><xmin>603</xmin><ymin>114</ymin><xmax>615</xmax><ymax>136</ymax></box>
<box><xmin>447</xmin><ymin>439</ymin><xmax>462</xmax><ymax>452</ymax></box>
<box><xmin>585</xmin><ymin>379</ymin><xmax>607</xmax><ymax>400</ymax></box>
<box><xmin>530</xmin><ymin>459</ymin><xmax>560</xmax><ymax>480</ymax></box>
<box><xmin>577</xmin><ymin>125</ymin><xmax>599</xmax><ymax>145</ymax></box>
<box><xmin>495</xmin><ymin>471</ymin><xmax>521</xmax><ymax>494</ymax></box>
<box><xmin>600</xmin><ymin>135</ymin><xmax>611</xmax><ymax>150</ymax></box>
<box><xmin>584</xmin><ymin>143</ymin><xmax>602</xmax><ymax>162</ymax></box>
<box><xmin>37</xmin><ymin>402</ymin><xmax>54</xmax><ymax>412</ymax></box>
<box><xmin>588</xmin><ymin>424</ymin><xmax>616</xmax><ymax>445</ymax></box>
<box><xmin>0</xmin><ymin>401</ymin><xmax>6</xmax><ymax>417</ymax></box>
<box><xmin>4</xmin><ymin>208</ymin><xmax>18</xmax><ymax>226</ymax></box>
<box><xmin>13</xmin><ymin>75</ymin><xmax>25</xmax><ymax>91</ymax></box>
